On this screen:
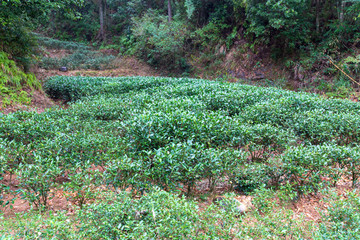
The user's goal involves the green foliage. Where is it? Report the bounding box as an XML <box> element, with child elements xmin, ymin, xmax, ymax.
<box><xmin>104</xmin><ymin>156</ymin><xmax>145</xmax><ymax>191</ymax></box>
<box><xmin>0</xmin><ymin>0</ymin><xmax>84</xmax><ymax>67</ymax></box>
<box><xmin>62</xmin><ymin>161</ymin><xmax>102</xmax><ymax>208</ymax></box>
<box><xmin>0</xmin><ymin>52</ymin><xmax>41</xmax><ymax>108</ymax></box>
<box><xmin>16</xmin><ymin>154</ymin><xmax>62</xmax><ymax>209</ymax></box>
<box><xmin>2</xmin><ymin>76</ymin><xmax>360</xmax><ymax>238</ymax></box>
<box><xmin>146</xmin><ymin>141</ymin><xmax>245</xmax><ymax>194</ymax></box>
<box><xmin>35</xmin><ymin>34</ymin><xmax>116</xmax><ymax>71</ymax></box>
<box><xmin>77</xmin><ymin>189</ymin><xmax>240</xmax><ymax>239</ymax></box>
<box><xmin>132</xmin><ymin>11</ymin><xmax>191</xmax><ymax>71</ymax></box>
<box><xmin>281</xmin><ymin>144</ymin><xmax>360</xmax><ymax>195</ymax></box>
<box><xmin>245</xmin><ymin>0</ymin><xmax>310</xmax><ymax>54</ymax></box>
<box><xmin>315</xmin><ymin>189</ymin><xmax>360</xmax><ymax>239</ymax></box>
<box><xmin>39</xmin><ymin>50</ymin><xmax>116</xmax><ymax>71</ymax></box>
<box><xmin>36</xmin><ymin>34</ymin><xmax>91</xmax><ymax>51</ymax></box>
<box><xmin>234</xmin><ymin>163</ymin><xmax>273</xmax><ymax>194</ymax></box>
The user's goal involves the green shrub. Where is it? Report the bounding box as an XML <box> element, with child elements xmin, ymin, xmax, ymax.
<box><xmin>16</xmin><ymin>154</ymin><xmax>62</xmax><ymax>209</ymax></box>
<box><xmin>132</xmin><ymin>11</ymin><xmax>191</xmax><ymax>72</ymax></box>
<box><xmin>233</xmin><ymin>163</ymin><xmax>273</xmax><ymax>194</ymax></box>
<box><xmin>0</xmin><ymin>111</ymin><xmax>57</xmax><ymax>144</ymax></box>
<box><xmin>292</xmin><ymin>110</ymin><xmax>360</xmax><ymax>145</ymax></box>
<box><xmin>39</xmin><ymin>50</ymin><xmax>116</xmax><ymax>71</ymax></box>
<box><xmin>104</xmin><ymin>156</ymin><xmax>145</xmax><ymax>191</ymax></box>
<box><xmin>281</xmin><ymin>144</ymin><xmax>360</xmax><ymax>195</ymax></box>
<box><xmin>44</xmin><ymin>76</ymin><xmax>189</xmax><ymax>102</ymax></box>
<box><xmin>315</xmin><ymin>190</ymin><xmax>360</xmax><ymax>239</ymax></box>
<box><xmin>126</xmin><ymin>108</ymin><xmax>293</xmax><ymax>157</ymax></box>
<box><xmin>77</xmin><ymin>189</ymin><xmax>240</xmax><ymax>239</ymax></box>
<box><xmin>62</xmin><ymin>161</ymin><xmax>103</xmax><ymax>209</ymax></box>
<box><xmin>145</xmin><ymin>141</ymin><xmax>245</xmax><ymax>194</ymax></box>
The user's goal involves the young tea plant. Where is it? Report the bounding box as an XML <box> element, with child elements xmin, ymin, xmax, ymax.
<box><xmin>16</xmin><ymin>154</ymin><xmax>62</xmax><ymax>210</ymax></box>
<box><xmin>62</xmin><ymin>161</ymin><xmax>103</xmax><ymax>209</ymax></box>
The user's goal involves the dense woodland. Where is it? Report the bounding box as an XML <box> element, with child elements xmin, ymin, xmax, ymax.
<box><xmin>1</xmin><ymin>0</ymin><xmax>360</xmax><ymax>239</ymax></box>
<box><xmin>2</xmin><ymin>0</ymin><xmax>360</xmax><ymax>71</ymax></box>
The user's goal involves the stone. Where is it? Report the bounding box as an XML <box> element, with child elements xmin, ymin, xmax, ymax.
<box><xmin>252</xmin><ymin>70</ymin><xmax>265</xmax><ymax>80</ymax></box>
<box><xmin>213</xmin><ymin>197</ymin><xmax>247</xmax><ymax>216</ymax></box>
<box><xmin>134</xmin><ymin>210</ymin><xmax>148</xmax><ymax>220</ymax></box>
<box><xmin>219</xmin><ymin>45</ymin><xmax>226</xmax><ymax>54</ymax></box>
<box><xmin>234</xmin><ymin>200</ymin><xmax>247</xmax><ymax>214</ymax></box>
<box><xmin>59</xmin><ymin>66</ymin><xmax>68</xmax><ymax>72</ymax></box>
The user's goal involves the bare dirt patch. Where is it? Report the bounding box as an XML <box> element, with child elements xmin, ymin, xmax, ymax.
<box><xmin>0</xmin><ymin>89</ymin><xmax>61</xmax><ymax>115</ymax></box>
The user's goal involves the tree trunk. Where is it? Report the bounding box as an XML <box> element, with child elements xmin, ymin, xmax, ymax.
<box><xmin>316</xmin><ymin>0</ymin><xmax>320</xmax><ymax>33</ymax></box>
<box><xmin>99</xmin><ymin>0</ymin><xmax>105</xmax><ymax>41</ymax></box>
<box><xmin>168</xmin><ymin>0</ymin><xmax>172</xmax><ymax>22</ymax></box>
<box><xmin>339</xmin><ymin>0</ymin><xmax>345</xmax><ymax>24</ymax></box>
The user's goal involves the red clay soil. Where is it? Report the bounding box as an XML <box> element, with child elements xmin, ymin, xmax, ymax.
<box><xmin>0</xmin><ymin>90</ymin><xmax>61</xmax><ymax>115</ymax></box>
<box><xmin>1</xmin><ymin>171</ymin><xmax>354</xmax><ymax>223</ymax></box>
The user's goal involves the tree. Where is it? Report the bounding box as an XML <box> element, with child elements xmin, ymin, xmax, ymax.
<box><xmin>0</xmin><ymin>0</ymin><xmax>84</xmax><ymax>67</ymax></box>
<box><xmin>0</xmin><ymin>0</ymin><xmax>84</xmax><ymax>27</ymax></box>
<box><xmin>92</xmin><ymin>0</ymin><xmax>107</xmax><ymax>41</ymax></box>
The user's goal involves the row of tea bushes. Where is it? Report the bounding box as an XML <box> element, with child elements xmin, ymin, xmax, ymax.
<box><xmin>2</xmin><ymin>76</ymin><xmax>360</xmax><ymax>209</ymax></box>
<box><xmin>233</xmin><ymin>144</ymin><xmax>360</xmax><ymax>195</ymax></box>
<box><xmin>2</xmin><ymin>189</ymin><xmax>245</xmax><ymax>239</ymax></box>
<box><xmin>3</xmin><ymin>188</ymin><xmax>359</xmax><ymax>239</ymax></box>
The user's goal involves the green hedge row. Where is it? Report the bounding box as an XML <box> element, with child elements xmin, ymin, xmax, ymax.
<box><xmin>234</xmin><ymin>144</ymin><xmax>360</xmax><ymax>195</ymax></box>
<box><xmin>1</xmin><ymin>76</ymin><xmax>360</xmax><ymax>209</ymax></box>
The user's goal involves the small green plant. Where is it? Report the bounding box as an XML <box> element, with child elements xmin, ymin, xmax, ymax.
<box><xmin>62</xmin><ymin>161</ymin><xmax>102</xmax><ymax>209</ymax></box>
<box><xmin>315</xmin><ymin>189</ymin><xmax>360</xmax><ymax>239</ymax></box>
<box><xmin>40</xmin><ymin>49</ymin><xmax>116</xmax><ymax>71</ymax></box>
<box><xmin>104</xmin><ymin>156</ymin><xmax>144</xmax><ymax>191</ymax></box>
<box><xmin>16</xmin><ymin>154</ymin><xmax>61</xmax><ymax>209</ymax></box>
<box><xmin>77</xmin><ymin>189</ymin><xmax>240</xmax><ymax>239</ymax></box>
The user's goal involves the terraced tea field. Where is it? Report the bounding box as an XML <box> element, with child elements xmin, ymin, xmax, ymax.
<box><xmin>1</xmin><ymin>76</ymin><xmax>360</xmax><ymax>239</ymax></box>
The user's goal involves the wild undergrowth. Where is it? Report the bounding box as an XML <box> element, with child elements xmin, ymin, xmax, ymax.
<box><xmin>0</xmin><ymin>52</ymin><xmax>41</xmax><ymax>108</ymax></box>
<box><xmin>1</xmin><ymin>76</ymin><xmax>360</xmax><ymax>238</ymax></box>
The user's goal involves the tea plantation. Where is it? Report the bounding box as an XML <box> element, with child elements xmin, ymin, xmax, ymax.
<box><xmin>1</xmin><ymin>76</ymin><xmax>360</xmax><ymax>239</ymax></box>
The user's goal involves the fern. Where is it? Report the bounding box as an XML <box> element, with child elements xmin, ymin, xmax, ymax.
<box><xmin>0</xmin><ymin>51</ymin><xmax>41</xmax><ymax>108</ymax></box>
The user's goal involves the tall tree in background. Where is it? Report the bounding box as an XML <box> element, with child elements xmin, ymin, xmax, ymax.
<box><xmin>168</xmin><ymin>0</ymin><xmax>172</xmax><ymax>22</ymax></box>
<box><xmin>0</xmin><ymin>0</ymin><xmax>84</xmax><ymax>67</ymax></box>
<box><xmin>92</xmin><ymin>0</ymin><xmax>107</xmax><ymax>41</ymax></box>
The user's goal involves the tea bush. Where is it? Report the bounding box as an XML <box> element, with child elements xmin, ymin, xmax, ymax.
<box><xmin>36</xmin><ymin>35</ymin><xmax>116</xmax><ymax>71</ymax></box>
<box><xmin>62</xmin><ymin>161</ymin><xmax>102</xmax><ymax>209</ymax></box>
<box><xmin>233</xmin><ymin>163</ymin><xmax>274</xmax><ymax>194</ymax></box>
<box><xmin>35</xmin><ymin>34</ymin><xmax>91</xmax><ymax>51</ymax></box>
<box><xmin>315</xmin><ymin>190</ymin><xmax>360</xmax><ymax>239</ymax></box>
<box><xmin>280</xmin><ymin>144</ymin><xmax>360</xmax><ymax>194</ymax></box>
<box><xmin>6</xmin><ymin>76</ymin><xmax>359</xmax><ymax>197</ymax></box>
<box><xmin>16</xmin><ymin>154</ymin><xmax>62</xmax><ymax>209</ymax></box>
<box><xmin>77</xmin><ymin>189</ymin><xmax>240</xmax><ymax>239</ymax></box>
<box><xmin>145</xmin><ymin>141</ymin><xmax>245</xmax><ymax>194</ymax></box>
<box><xmin>40</xmin><ymin>50</ymin><xmax>116</xmax><ymax>71</ymax></box>
<box><xmin>2</xmin><ymin>75</ymin><xmax>360</xmax><ymax>237</ymax></box>
<box><xmin>104</xmin><ymin>156</ymin><xmax>145</xmax><ymax>191</ymax></box>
